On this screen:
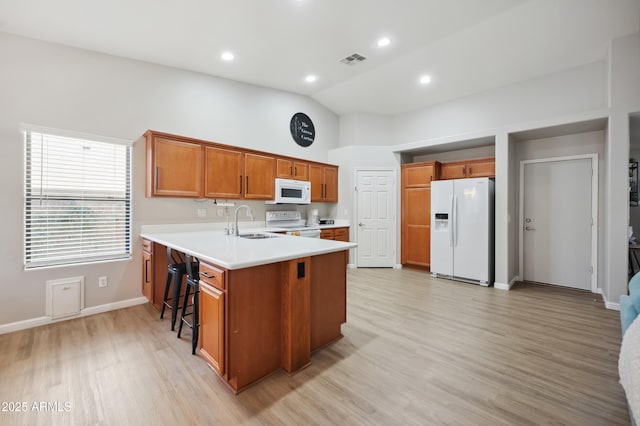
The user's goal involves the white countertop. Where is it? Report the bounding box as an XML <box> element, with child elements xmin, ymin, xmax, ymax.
<box><xmin>140</xmin><ymin>229</ymin><xmax>356</xmax><ymax>270</ymax></box>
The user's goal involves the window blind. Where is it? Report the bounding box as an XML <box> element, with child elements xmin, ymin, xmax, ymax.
<box><xmin>24</xmin><ymin>131</ymin><xmax>131</xmax><ymax>268</ymax></box>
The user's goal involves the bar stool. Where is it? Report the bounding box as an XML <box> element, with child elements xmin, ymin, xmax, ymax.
<box><xmin>160</xmin><ymin>247</ymin><xmax>187</xmax><ymax>331</ymax></box>
<box><xmin>178</xmin><ymin>254</ymin><xmax>200</xmax><ymax>355</ymax></box>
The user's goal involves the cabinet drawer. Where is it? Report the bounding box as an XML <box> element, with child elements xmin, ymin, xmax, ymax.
<box><xmin>199</xmin><ymin>262</ymin><xmax>225</xmax><ymax>290</ymax></box>
<box><xmin>334</xmin><ymin>228</ymin><xmax>349</xmax><ymax>242</ymax></box>
<box><xmin>320</xmin><ymin>229</ymin><xmax>335</xmax><ymax>240</ymax></box>
<box><xmin>142</xmin><ymin>239</ymin><xmax>153</xmax><ymax>254</ymax></box>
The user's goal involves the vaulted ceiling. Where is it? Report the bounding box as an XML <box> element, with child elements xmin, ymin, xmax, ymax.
<box><xmin>0</xmin><ymin>0</ymin><xmax>638</xmax><ymax>115</ymax></box>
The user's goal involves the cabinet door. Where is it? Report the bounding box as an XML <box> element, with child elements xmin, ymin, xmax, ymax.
<box><xmin>244</xmin><ymin>153</ymin><xmax>275</xmax><ymax>199</ymax></box>
<box><xmin>276</xmin><ymin>158</ymin><xmax>294</xmax><ymax>179</ymax></box>
<box><xmin>149</xmin><ymin>136</ymin><xmax>203</xmax><ymax>197</ymax></box>
<box><xmin>199</xmin><ymin>282</ymin><xmax>225</xmax><ymax>376</ymax></box>
<box><xmin>402</xmin><ymin>164</ymin><xmax>435</xmax><ymax>187</ymax></box>
<box><xmin>309</xmin><ymin>164</ymin><xmax>324</xmax><ymax>202</ymax></box>
<box><xmin>439</xmin><ymin>162</ymin><xmax>467</xmax><ymax>180</ymax></box>
<box><xmin>276</xmin><ymin>159</ymin><xmax>309</xmax><ymax>181</ymax></box>
<box><xmin>466</xmin><ymin>158</ymin><xmax>495</xmax><ymax>178</ymax></box>
<box><xmin>334</xmin><ymin>227</ymin><xmax>349</xmax><ymax>242</ymax></box>
<box><xmin>323</xmin><ymin>166</ymin><xmax>338</xmax><ymax>202</ymax></box>
<box><xmin>142</xmin><ymin>250</ymin><xmax>153</xmax><ymax>301</ymax></box>
<box><xmin>204</xmin><ymin>146</ymin><xmax>243</xmax><ymax>198</ymax></box>
<box><xmin>401</xmin><ymin>187</ymin><xmax>431</xmax><ymax>267</ymax></box>
<box><xmin>320</xmin><ymin>229</ymin><xmax>335</xmax><ymax>240</ymax></box>
<box><xmin>293</xmin><ymin>161</ymin><xmax>309</xmax><ymax>181</ymax></box>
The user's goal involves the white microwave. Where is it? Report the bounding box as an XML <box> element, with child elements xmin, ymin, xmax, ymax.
<box><xmin>269</xmin><ymin>178</ymin><xmax>311</xmax><ymax>204</ymax></box>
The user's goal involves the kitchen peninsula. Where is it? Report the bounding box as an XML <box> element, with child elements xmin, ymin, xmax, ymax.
<box><xmin>140</xmin><ymin>227</ymin><xmax>356</xmax><ymax>393</ymax></box>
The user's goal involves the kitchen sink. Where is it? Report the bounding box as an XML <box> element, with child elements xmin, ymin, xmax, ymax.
<box><xmin>239</xmin><ymin>233</ymin><xmax>280</xmax><ymax>239</ymax></box>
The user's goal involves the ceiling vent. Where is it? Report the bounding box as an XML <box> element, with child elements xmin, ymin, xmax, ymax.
<box><xmin>339</xmin><ymin>53</ymin><xmax>367</xmax><ymax>66</ymax></box>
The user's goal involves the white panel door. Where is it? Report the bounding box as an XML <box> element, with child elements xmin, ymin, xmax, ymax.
<box><xmin>522</xmin><ymin>158</ymin><xmax>592</xmax><ymax>290</ymax></box>
<box><xmin>430</xmin><ymin>180</ymin><xmax>454</xmax><ymax>276</ymax></box>
<box><xmin>356</xmin><ymin>170</ymin><xmax>396</xmax><ymax>267</ymax></box>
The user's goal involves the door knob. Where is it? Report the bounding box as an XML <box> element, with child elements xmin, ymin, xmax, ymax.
<box><xmin>525</xmin><ymin>226</ymin><xmax>535</xmax><ymax>231</ymax></box>
<box><xmin>358</xmin><ymin>223</ymin><xmax>365</xmax><ymax>227</ymax></box>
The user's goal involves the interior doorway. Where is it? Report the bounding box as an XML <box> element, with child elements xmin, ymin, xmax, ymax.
<box><xmin>519</xmin><ymin>154</ymin><xmax>598</xmax><ymax>291</ymax></box>
<box><xmin>355</xmin><ymin>169</ymin><xmax>396</xmax><ymax>267</ymax></box>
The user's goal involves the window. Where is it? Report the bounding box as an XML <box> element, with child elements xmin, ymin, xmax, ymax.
<box><xmin>24</xmin><ymin>127</ymin><xmax>131</xmax><ymax>269</ymax></box>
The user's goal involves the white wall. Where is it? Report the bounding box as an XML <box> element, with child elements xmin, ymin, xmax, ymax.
<box><xmin>339</xmin><ymin>113</ymin><xmax>393</xmax><ymax>147</ymax></box>
<box><xmin>0</xmin><ymin>33</ymin><xmax>339</xmax><ymax>328</ymax></box>
<box><xmin>393</xmin><ymin>61</ymin><xmax>607</xmax><ymax>145</ymax></box>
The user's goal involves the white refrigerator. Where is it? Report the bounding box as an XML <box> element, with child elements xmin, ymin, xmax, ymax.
<box><xmin>430</xmin><ymin>178</ymin><xmax>494</xmax><ymax>286</ymax></box>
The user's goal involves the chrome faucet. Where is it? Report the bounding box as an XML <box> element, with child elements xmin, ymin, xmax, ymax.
<box><xmin>233</xmin><ymin>205</ymin><xmax>254</xmax><ymax>236</ymax></box>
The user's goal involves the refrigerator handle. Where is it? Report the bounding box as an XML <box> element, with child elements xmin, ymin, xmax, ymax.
<box><xmin>449</xmin><ymin>195</ymin><xmax>454</xmax><ymax>247</ymax></box>
<box><xmin>452</xmin><ymin>195</ymin><xmax>457</xmax><ymax>247</ymax></box>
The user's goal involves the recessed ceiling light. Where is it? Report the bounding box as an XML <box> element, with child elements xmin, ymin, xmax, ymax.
<box><xmin>221</xmin><ymin>51</ymin><xmax>234</xmax><ymax>61</ymax></box>
<box><xmin>377</xmin><ymin>37</ymin><xmax>391</xmax><ymax>48</ymax></box>
<box><xmin>305</xmin><ymin>75</ymin><xmax>317</xmax><ymax>83</ymax></box>
<box><xmin>419</xmin><ymin>74</ymin><xmax>432</xmax><ymax>85</ymax></box>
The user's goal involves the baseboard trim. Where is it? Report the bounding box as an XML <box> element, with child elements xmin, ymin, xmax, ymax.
<box><xmin>0</xmin><ymin>296</ymin><xmax>149</xmax><ymax>335</ymax></box>
<box><xmin>494</xmin><ymin>276</ymin><xmax>521</xmax><ymax>291</ymax></box>
<box><xmin>393</xmin><ymin>264</ymin><xmax>403</xmax><ymax>269</ymax></box>
<box><xmin>347</xmin><ymin>263</ymin><xmax>357</xmax><ymax>269</ymax></box>
<box><xmin>602</xmin><ymin>293</ymin><xmax>620</xmax><ymax>311</ymax></box>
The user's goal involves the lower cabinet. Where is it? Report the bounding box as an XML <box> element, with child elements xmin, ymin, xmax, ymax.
<box><xmin>320</xmin><ymin>227</ymin><xmax>349</xmax><ymax>241</ymax></box>
<box><xmin>141</xmin><ymin>239</ymin><xmax>153</xmax><ymax>301</ymax></box>
<box><xmin>198</xmin><ymin>263</ymin><xmax>226</xmax><ymax>376</ymax></box>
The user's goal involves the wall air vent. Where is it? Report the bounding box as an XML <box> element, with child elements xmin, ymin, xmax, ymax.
<box><xmin>339</xmin><ymin>53</ymin><xmax>367</xmax><ymax>65</ymax></box>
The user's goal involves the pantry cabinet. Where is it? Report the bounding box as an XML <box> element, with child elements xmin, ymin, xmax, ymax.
<box><xmin>401</xmin><ymin>162</ymin><xmax>439</xmax><ymax>269</ymax></box>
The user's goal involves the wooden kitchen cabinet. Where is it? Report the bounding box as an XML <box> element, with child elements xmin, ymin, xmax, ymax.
<box><xmin>439</xmin><ymin>157</ymin><xmax>495</xmax><ymax>180</ymax></box>
<box><xmin>401</xmin><ymin>162</ymin><xmax>438</xmax><ymax>269</ymax></box>
<box><xmin>277</xmin><ymin>158</ymin><xmax>309</xmax><ymax>181</ymax></box>
<box><xmin>199</xmin><ymin>263</ymin><xmax>226</xmax><ymax>376</ymax></box>
<box><xmin>145</xmin><ymin>132</ymin><xmax>203</xmax><ymax>198</ymax></box>
<box><xmin>310</xmin><ymin>164</ymin><xmax>338</xmax><ymax>202</ymax></box>
<box><xmin>244</xmin><ymin>153</ymin><xmax>275</xmax><ymax>200</ymax></box>
<box><xmin>141</xmin><ymin>239</ymin><xmax>153</xmax><ymax>302</ymax></box>
<box><xmin>204</xmin><ymin>146</ymin><xmax>243</xmax><ymax>199</ymax></box>
<box><xmin>322</xmin><ymin>227</ymin><xmax>349</xmax><ymax>242</ymax></box>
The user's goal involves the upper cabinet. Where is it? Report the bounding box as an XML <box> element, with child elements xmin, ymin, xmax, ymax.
<box><xmin>145</xmin><ymin>132</ymin><xmax>203</xmax><ymax>198</ymax></box>
<box><xmin>145</xmin><ymin>130</ymin><xmax>338</xmax><ymax>202</ymax></box>
<box><xmin>204</xmin><ymin>146</ymin><xmax>243</xmax><ymax>199</ymax></box>
<box><xmin>403</xmin><ymin>162</ymin><xmax>439</xmax><ymax>187</ymax></box>
<box><xmin>276</xmin><ymin>158</ymin><xmax>309</xmax><ymax>181</ymax></box>
<box><xmin>439</xmin><ymin>157</ymin><xmax>495</xmax><ymax>180</ymax></box>
<box><xmin>310</xmin><ymin>164</ymin><xmax>338</xmax><ymax>202</ymax></box>
<box><xmin>244</xmin><ymin>153</ymin><xmax>275</xmax><ymax>200</ymax></box>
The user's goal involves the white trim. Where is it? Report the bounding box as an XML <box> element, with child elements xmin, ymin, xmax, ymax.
<box><xmin>20</xmin><ymin>123</ymin><xmax>133</xmax><ymax>146</ymax></box>
<box><xmin>393</xmin><ymin>264</ymin><xmax>403</xmax><ymax>269</ymax></box>
<box><xmin>518</xmin><ymin>154</ymin><xmax>599</xmax><ymax>293</ymax></box>
<box><xmin>347</xmin><ymin>263</ymin><xmax>357</xmax><ymax>269</ymax></box>
<box><xmin>0</xmin><ymin>297</ymin><xmax>148</xmax><ymax>335</ymax></box>
<box><xmin>494</xmin><ymin>275</ymin><xmax>521</xmax><ymax>291</ymax></box>
<box><xmin>353</xmin><ymin>167</ymin><xmax>398</xmax><ymax>268</ymax></box>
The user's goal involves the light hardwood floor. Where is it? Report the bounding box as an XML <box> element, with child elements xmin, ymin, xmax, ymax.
<box><xmin>0</xmin><ymin>268</ymin><xmax>628</xmax><ymax>425</ymax></box>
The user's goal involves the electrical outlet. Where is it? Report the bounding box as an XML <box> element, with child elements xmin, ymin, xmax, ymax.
<box><xmin>197</xmin><ymin>208</ymin><xmax>207</xmax><ymax>218</ymax></box>
<box><xmin>217</xmin><ymin>208</ymin><xmax>224</xmax><ymax>217</ymax></box>
<box><xmin>98</xmin><ymin>276</ymin><xmax>108</xmax><ymax>288</ymax></box>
